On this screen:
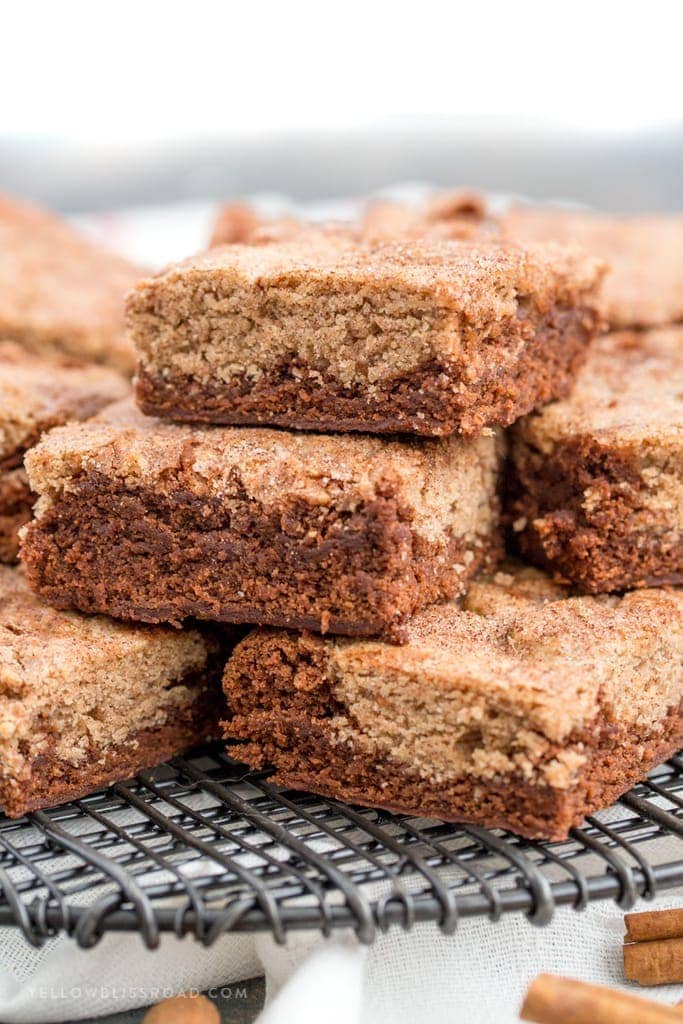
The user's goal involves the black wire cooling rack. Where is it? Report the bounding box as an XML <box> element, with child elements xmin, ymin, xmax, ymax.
<box><xmin>1</xmin><ymin>744</ymin><xmax>683</xmax><ymax>950</ymax></box>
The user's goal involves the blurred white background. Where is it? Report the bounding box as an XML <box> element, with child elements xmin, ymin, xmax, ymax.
<box><xmin>1</xmin><ymin>0</ymin><xmax>682</xmax><ymax>211</ymax></box>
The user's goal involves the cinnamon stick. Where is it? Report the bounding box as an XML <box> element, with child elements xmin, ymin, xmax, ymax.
<box><xmin>624</xmin><ymin>937</ymin><xmax>683</xmax><ymax>986</ymax></box>
<box><xmin>520</xmin><ymin>973</ymin><xmax>683</xmax><ymax>1023</ymax></box>
<box><xmin>625</xmin><ymin>909</ymin><xmax>683</xmax><ymax>944</ymax></box>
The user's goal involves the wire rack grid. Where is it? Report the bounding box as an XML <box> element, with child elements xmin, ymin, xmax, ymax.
<box><xmin>1</xmin><ymin>744</ymin><xmax>683</xmax><ymax>950</ymax></box>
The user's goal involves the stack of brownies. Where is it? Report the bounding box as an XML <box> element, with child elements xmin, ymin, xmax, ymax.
<box><xmin>1</xmin><ymin>191</ymin><xmax>681</xmax><ymax>841</ymax></box>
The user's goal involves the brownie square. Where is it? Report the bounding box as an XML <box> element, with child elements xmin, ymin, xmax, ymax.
<box><xmin>509</xmin><ymin>328</ymin><xmax>682</xmax><ymax>593</ymax></box>
<box><xmin>21</xmin><ymin>398</ymin><xmax>502</xmax><ymax>640</ymax></box>
<box><xmin>0</xmin><ymin>342</ymin><xmax>128</xmax><ymax>562</ymax></box>
<box><xmin>131</xmin><ymin>234</ymin><xmax>604</xmax><ymax>438</ymax></box>
<box><xmin>503</xmin><ymin>204</ymin><xmax>683</xmax><ymax>329</ymax></box>
<box><xmin>0</xmin><ymin>192</ymin><xmax>144</xmax><ymax>373</ymax></box>
<box><xmin>209</xmin><ymin>190</ymin><xmax>494</xmax><ymax>247</ymax></box>
<box><xmin>0</xmin><ymin>566</ymin><xmax>225</xmax><ymax>817</ymax></box>
<box><xmin>223</xmin><ymin>565</ymin><xmax>683</xmax><ymax>840</ymax></box>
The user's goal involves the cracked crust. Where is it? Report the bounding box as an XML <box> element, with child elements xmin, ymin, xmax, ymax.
<box><xmin>223</xmin><ymin>565</ymin><xmax>683</xmax><ymax>839</ymax></box>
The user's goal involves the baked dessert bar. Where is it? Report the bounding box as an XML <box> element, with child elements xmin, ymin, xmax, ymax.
<box><xmin>209</xmin><ymin>189</ymin><xmax>494</xmax><ymax>247</ymax></box>
<box><xmin>502</xmin><ymin>205</ymin><xmax>683</xmax><ymax>329</ymax></box>
<box><xmin>0</xmin><ymin>193</ymin><xmax>144</xmax><ymax>373</ymax></box>
<box><xmin>132</xmin><ymin>234</ymin><xmax>604</xmax><ymax>438</ymax></box>
<box><xmin>20</xmin><ymin>397</ymin><xmax>502</xmax><ymax>640</ymax></box>
<box><xmin>0</xmin><ymin>342</ymin><xmax>128</xmax><ymax>562</ymax></box>
<box><xmin>509</xmin><ymin>328</ymin><xmax>682</xmax><ymax>593</ymax></box>
<box><xmin>223</xmin><ymin>565</ymin><xmax>683</xmax><ymax>840</ymax></box>
<box><xmin>361</xmin><ymin>189</ymin><xmax>495</xmax><ymax>243</ymax></box>
<box><xmin>210</xmin><ymin>202</ymin><xmax>304</xmax><ymax>246</ymax></box>
<box><xmin>0</xmin><ymin>566</ymin><xmax>224</xmax><ymax>817</ymax></box>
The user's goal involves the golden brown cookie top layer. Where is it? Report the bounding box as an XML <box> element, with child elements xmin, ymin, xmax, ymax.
<box><xmin>502</xmin><ymin>205</ymin><xmax>683</xmax><ymax>328</ymax></box>
<box><xmin>152</xmin><ymin>233</ymin><xmax>602</xmax><ymax>324</ymax></box>
<box><xmin>25</xmin><ymin>397</ymin><xmax>501</xmax><ymax>545</ymax></box>
<box><xmin>0</xmin><ymin>193</ymin><xmax>144</xmax><ymax>373</ymax></box>
<box><xmin>515</xmin><ymin>327</ymin><xmax>683</xmax><ymax>451</ymax></box>
<box><xmin>0</xmin><ymin>342</ymin><xmax>128</xmax><ymax>463</ymax></box>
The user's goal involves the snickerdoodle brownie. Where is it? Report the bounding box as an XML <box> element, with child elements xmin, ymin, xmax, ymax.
<box><xmin>0</xmin><ymin>193</ymin><xmax>144</xmax><ymax>373</ymax></box>
<box><xmin>503</xmin><ymin>205</ymin><xmax>683</xmax><ymax>329</ymax></box>
<box><xmin>0</xmin><ymin>566</ymin><xmax>224</xmax><ymax>817</ymax></box>
<box><xmin>20</xmin><ymin>397</ymin><xmax>502</xmax><ymax>640</ymax></box>
<box><xmin>509</xmin><ymin>328</ymin><xmax>682</xmax><ymax>593</ymax></box>
<box><xmin>223</xmin><ymin>565</ymin><xmax>683</xmax><ymax>840</ymax></box>
<box><xmin>0</xmin><ymin>342</ymin><xmax>128</xmax><ymax>562</ymax></box>
<box><xmin>131</xmin><ymin>234</ymin><xmax>604</xmax><ymax>438</ymax></box>
<box><xmin>209</xmin><ymin>189</ymin><xmax>494</xmax><ymax>247</ymax></box>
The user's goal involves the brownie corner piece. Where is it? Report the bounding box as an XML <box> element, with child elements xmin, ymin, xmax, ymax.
<box><xmin>222</xmin><ymin>565</ymin><xmax>683</xmax><ymax>840</ymax></box>
<box><xmin>509</xmin><ymin>327</ymin><xmax>683</xmax><ymax>593</ymax></box>
<box><xmin>0</xmin><ymin>565</ymin><xmax>224</xmax><ymax>817</ymax></box>
<box><xmin>21</xmin><ymin>398</ymin><xmax>502</xmax><ymax>639</ymax></box>
<box><xmin>131</xmin><ymin>234</ymin><xmax>604</xmax><ymax>437</ymax></box>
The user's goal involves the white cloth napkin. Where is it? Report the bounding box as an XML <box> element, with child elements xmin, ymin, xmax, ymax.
<box><xmin>2</xmin><ymin>889</ymin><xmax>683</xmax><ymax>1023</ymax></box>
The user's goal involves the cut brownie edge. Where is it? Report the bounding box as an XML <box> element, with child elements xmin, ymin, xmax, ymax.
<box><xmin>510</xmin><ymin>434</ymin><xmax>683</xmax><ymax>593</ymax></box>
<box><xmin>21</xmin><ymin>475</ymin><xmax>501</xmax><ymax>640</ymax></box>
<box><xmin>222</xmin><ymin>575</ymin><xmax>683</xmax><ymax>840</ymax></box>
<box><xmin>223</xmin><ymin>641</ymin><xmax>683</xmax><ymax>841</ymax></box>
<box><xmin>135</xmin><ymin>304</ymin><xmax>596</xmax><ymax>437</ymax></box>
<box><xmin>228</xmin><ymin>708</ymin><xmax>683</xmax><ymax>841</ymax></box>
<box><xmin>1</xmin><ymin>688</ymin><xmax>219</xmax><ymax>818</ymax></box>
<box><xmin>228</xmin><ymin>709</ymin><xmax>683</xmax><ymax>841</ymax></box>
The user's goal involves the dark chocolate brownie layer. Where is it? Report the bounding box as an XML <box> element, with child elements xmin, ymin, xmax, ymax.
<box><xmin>509</xmin><ymin>435</ymin><xmax>683</xmax><ymax>592</ymax></box>
<box><xmin>228</xmin><ymin>712</ymin><xmax>683</xmax><ymax>841</ymax></box>
<box><xmin>508</xmin><ymin>329</ymin><xmax>683</xmax><ymax>593</ymax></box>
<box><xmin>136</xmin><ymin>305</ymin><xmax>593</xmax><ymax>437</ymax></box>
<box><xmin>21</xmin><ymin>476</ymin><xmax>500</xmax><ymax>640</ymax></box>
